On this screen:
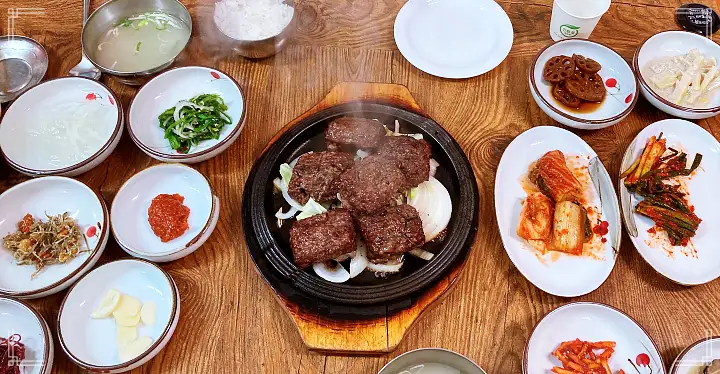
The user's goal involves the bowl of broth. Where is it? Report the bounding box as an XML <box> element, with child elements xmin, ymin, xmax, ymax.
<box><xmin>81</xmin><ymin>0</ymin><xmax>192</xmax><ymax>86</ymax></box>
<box><xmin>378</xmin><ymin>348</ymin><xmax>486</xmax><ymax>374</ymax></box>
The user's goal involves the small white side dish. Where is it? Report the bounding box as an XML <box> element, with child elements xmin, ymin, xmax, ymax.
<box><xmin>393</xmin><ymin>0</ymin><xmax>513</xmax><ymax>79</ymax></box>
<box><xmin>670</xmin><ymin>337</ymin><xmax>720</xmax><ymax>374</ymax></box>
<box><xmin>112</xmin><ymin>164</ymin><xmax>220</xmax><ymax>262</ymax></box>
<box><xmin>495</xmin><ymin>126</ymin><xmax>620</xmax><ymax>297</ymax></box>
<box><xmin>128</xmin><ymin>66</ymin><xmax>246</xmax><ymax>163</ymax></box>
<box><xmin>58</xmin><ymin>259</ymin><xmax>179</xmax><ymax>373</ymax></box>
<box><xmin>0</xmin><ymin>297</ymin><xmax>54</xmax><ymax>374</ymax></box>
<box><xmin>529</xmin><ymin>39</ymin><xmax>638</xmax><ymax>130</ymax></box>
<box><xmin>619</xmin><ymin>119</ymin><xmax>720</xmax><ymax>285</ymax></box>
<box><xmin>0</xmin><ymin>77</ymin><xmax>123</xmax><ymax>177</ymax></box>
<box><xmin>378</xmin><ymin>348</ymin><xmax>487</xmax><ymax>374</ymax></box>
<box><xmin>634</xmin><ymin>31</ymin><xmax>720</xmax><ymax>120</ymax></box>
<box><xmin>524</xmin><ymin>302</ymin><xmax>665</xmax><ymax>374</ymax></box>
<box><xmin>0</xmin><ymin>177</ymin><xmax>108</xmax><ymax>299</ymax></box>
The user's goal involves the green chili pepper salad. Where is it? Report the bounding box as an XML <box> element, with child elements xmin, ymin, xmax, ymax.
<box><xmin>158</xmin><ymin>94</ymin><xmax>233</xmax><ymax>154</ymax></box>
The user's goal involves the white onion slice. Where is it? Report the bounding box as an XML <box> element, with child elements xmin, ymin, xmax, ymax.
<box><xmin>408</xmin><ymin>177</ymin><xmax>452</xmax><ymax>242</ymax></box>
<box><xmin>366</xmin><ymin>261</ymin><xmax>403</xmax><ymax>273</ymax></box>
<box><xmin>281</xmin><ymin>184</ymin><xmax>303</xmax><ymax>210</ymax></box>
<box><xmin>409</xmin><ymin>248</ymin><xmax>435</xmax><ymax>261</ymax></box>
<box><xmin>312</xmin><ymin>262</ymin><xmax>350</xmax><ymax>283</ymax></box>
<box><xmin>429</xmin><ymin>158</ymin><xmax>439</xmax><ymax>178</ymax></box>
<box><xmin>275</xmin><ymin>206</ymin><xmax>298</xmax><ymax>220</ymax></box>
<box><xmin>349</xmin><ymin>240</ymin><xmax>369</xmax><ymax>278</ymax></box>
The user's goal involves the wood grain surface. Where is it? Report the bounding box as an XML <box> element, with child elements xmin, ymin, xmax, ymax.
<box><xmin>0</xmin><ymin>0</ymin><xmax>719</xmax><ymax>373</ymax></box>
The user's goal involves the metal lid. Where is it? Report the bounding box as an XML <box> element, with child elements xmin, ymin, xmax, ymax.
<box><xmin>0</xmin><ymin>36</ymin><xmax>48</xmax><ymax>103</ymax></box>
<box><xmin>676</xmin><ymin>4</ymin><xmax>720</xmax><ymax>36</ymax></box>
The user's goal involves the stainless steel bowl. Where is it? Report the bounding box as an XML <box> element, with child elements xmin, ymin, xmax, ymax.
<box><xmin>378</xmin><ymin>348</ymin><xmax>487</xmax><ymax>374</ymax></box>
<box><xmin>0</xmin><ymin>35</ymin><xmax>48</xmax><ymax>103</ymax></box>
<box><xmin>81</xmin><ymin>0</ymin><xmax>192</xmax><ymax>86</ymax></box>
<box><xmin>212</xmin><ymin>0</ymin><xmax>296</xmax><ymax>59</ymax></box>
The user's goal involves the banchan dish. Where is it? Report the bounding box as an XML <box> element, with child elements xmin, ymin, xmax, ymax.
<box><xmin>242</xmin><ymin>102</ymin><xmax>478</xmax><ymax>307</ymax></box>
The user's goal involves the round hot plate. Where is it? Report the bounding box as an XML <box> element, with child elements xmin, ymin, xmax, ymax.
<box><xmin>242</xmin><ymin>102</ymin><xmax>479</xmax><ymax>314</ymax></box>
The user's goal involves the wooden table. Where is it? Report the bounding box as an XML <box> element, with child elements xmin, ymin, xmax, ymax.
<box><xmin>1</xmin><ymin>0</ymin><xmax>719</xmax><ymax>372</ymax></box>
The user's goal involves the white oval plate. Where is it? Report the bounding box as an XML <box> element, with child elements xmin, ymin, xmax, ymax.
<box><xmin>0</xmin><ymin>297</ymin><xmax>53</xmax><ymax>373</ymax></box>
<box><xmin>58</xmin><ymin>259</ymin><xmax>179</xmax><ymax>372</ymax></box>
<box><xmin>671</xmin><ymin>337</ymin><xmax>720</xmax><ymax>374</ymax></box>
<box><xmin>619</xmin><ymin>119</ymin><xmax>720</xmax><ymax>285</ymax></box>
<box><xmin>530</xmin><ymin>39</ymin><xmax>638</xmax><ymax>125</ymax></box>
<box><xmin>128</xmin><ymin>66</ymin><xmax>245</xmax><ymax>163</ymax></box>
<box><xmin>495</xmin><ymin>126</ymin><xmax>620</xmax><ymax>297</ymax></box>
<box><xmin>0</xmin><ymin>177</ymin><xmax>108</xmax><ymax>298</ymax></box>
<box><xmin>0</xmin><ymin>77</ymin><xmax>121</xmax><ymax>175</ymax></box>
<box><xmin>111</xmin><ymin>164</ymin><xmax>219</xmax><ymax>262</ymax></box>
<box><xmin>394</xmin><ymin>0</ymin><xmax>513</xmax><ymax>79</ymax></box>
<box><xmin>524</xmin><ymin>302</ymin><xmax>665</xmax><ymax>374</ymax></box>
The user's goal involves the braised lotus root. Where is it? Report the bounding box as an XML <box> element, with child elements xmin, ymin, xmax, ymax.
<box><xmin>552</xmin><ymin>82</ymin><xmax>582</xmax><ymax>109</ymax></box>
<box><xmin>543</xmin><ymin>55</ymin><xmax>575</xmax><ymax>83</ymax></box>
<box><xmin>573</xmin><ymin>54</ymin><xmax>602</xmax><ymax>74</ymax></box>
<box><xmin>565</xmin><ymin>71</ymin><xmax>606</xmax><ymax>102</ymax></box>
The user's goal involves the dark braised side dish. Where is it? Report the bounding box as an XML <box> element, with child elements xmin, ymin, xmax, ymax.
<box><xmin>338</xmin><ymin>155</ymin><xmax>407</xmax><ymax>215</ymax></box>
<box><xmin>287</xmin><ymin>151</ymin><xmax>355</xmax><ymax>205</ymax></box>
<box><xmin>378</xmin><ymin>136</ymin><xmax>431</xmax><ymax>188</ymax></box>
<box><xmin>357</xmin><ymin>204</ymin><xmax>425</xmax><ymax>257</ymax></box>
<box><xmin>289</xmin><ymin>208</ymin><xmax>356</xmax><ymax>268</ymax></box>
<box><xmin>325</xmin><ymin>117</ymin><xmax>387</xmax><ymax>151</ymax></box>
<box><xmin>543</xmin><ymin>53</ymin><xmax>606</xmax><ymax>109</ymax></box>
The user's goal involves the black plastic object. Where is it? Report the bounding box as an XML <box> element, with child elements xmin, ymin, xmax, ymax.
<box><xmin>676</xmin><ymin>4</ymin><xmax>720</xmax><ymax>36</ymax></box>
<box><xmin>242</xmin><ymin>102</ymin><xmax>479</xmax><ymax>313</ymax></box>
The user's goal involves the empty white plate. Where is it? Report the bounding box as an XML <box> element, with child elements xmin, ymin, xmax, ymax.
<box><xmin>58</xmin><ymin>259</ymin><xmax>179</xmax><ymax>373</ymax></box>
<box><xmin>111</xmin><ymin>164</ymin><xmax>220</xmax><ymax>262</ymax></box>
<box><xmin>495</xmin><ymin>126</ymin><xmax>620</xmax><ymax>297</ymax></box>
<box><xmin>0</xmin><ymin>296</ymin><xmax>54</xmax><ymax>373</ymax></box>
<box><xmin>524</xmin><ymin>302</ymin><xmax>665</xmax><ymax>374</ymax></box>
<box><xmin>620</xmin><ymin>119</ymin><xmax>720</xmax><ymax>285</ymax></box>
<box><xmin>0</xmin><ymin>177</ymin><xmax>109</xmax><ymax>299</ymax></box>
<box><xmin>671</xmin><ymin>337</ymin><xmax>720</xmax><ymax>373</ymax></box>
<box><xmin>394</xmin><ymin>0</ymin><xmax>514</xmax><ymax>79</ymax></box>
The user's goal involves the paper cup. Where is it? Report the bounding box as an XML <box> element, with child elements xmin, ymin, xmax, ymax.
<box><xmin>550</xmin><ymin>0</ymin><xmax>611</xmax><ymax>41</ymax></box>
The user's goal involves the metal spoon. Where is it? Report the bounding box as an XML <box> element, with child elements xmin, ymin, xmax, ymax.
<box><xmin>69</xmin><ymin>0</ymin><xmax>101</xmax><ymax>80</ymax></box>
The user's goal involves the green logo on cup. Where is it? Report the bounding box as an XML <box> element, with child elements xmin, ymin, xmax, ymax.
<box><xmin>560</xmin><ymin>24</ymin><xmax>580</xmax><ymax>37</ymax></box>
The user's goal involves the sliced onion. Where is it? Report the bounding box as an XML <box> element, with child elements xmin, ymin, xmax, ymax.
<box><xmin>429</xmin><ymin>158</ymin><xmax>439</xmax><ymax>178</ymax></box>
<box><xmin>312</xmin><ymin>262</ymin><xmax>350</xmax><ymax>283</ymax></box>
<box><xmin>366</xmin><ymin>261</ymin><xmax>403</xmax><ymax>273</ymax></box>
<box><xmin>355</xmin><ymin>149</ymin><xmax>370</xmax><ymax>160</ymax></box>
<box><xmin>281</xmin><ymin>184</ymin><xmax>303</xmax><ymax>210</ymax></box>
<box><xmin>408</xmin><ymin>177</ymin><xmax>452</xmax><ymax>242</ymax></box>
<box><xmin>409</xmin><ymin>248</ymin><xmax>435</xmax><ymax>261</ymax></box>
<box><xmin>275</xmin><ymin>206</ymin><xmax>298</xmax><ymax>220</ymax></box>
<box><xmin>349</xmin><ymin>240</ymin><xmax>369</xmax><ymax>278</ymax></box>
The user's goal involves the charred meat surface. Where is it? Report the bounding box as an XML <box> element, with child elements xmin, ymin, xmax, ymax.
<box><xmin>325</xmin><ymin>117</ymin><xmax>387</xmax><ymax>151</ymax></box>
<box><xmin>378</xmin><ymin>136</ymin><xmax>431</xmax><ymax>188</ymax></box>
<box><xmin>357</xmin><ymin>204</ymin><xmax>425</xmax><ymax>257</ymax></box>
<box><xmin>289</xmin><ymin>209</ymin><xmax>356</xmax><ymax>269</ymax></box>
<box><xmin>339</xmin><ymin>156</ymin><xmax>406</xmax><ymax>215</ymax></box>
<box><xmin>287</xmin><ymin>151</ymin><xmax>355</xmax><ymax>204</ymax></box>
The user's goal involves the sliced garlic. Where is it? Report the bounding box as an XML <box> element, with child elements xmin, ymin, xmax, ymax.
<box><xmin>112</xmin><ymin>294</ymin><xmax>142</xmax><ymax>318</ymax></box>
<box><xmin>114</xmin><ymin>311</ymin><xmax>141</xmax><ymax>327</ymax></box>
<box><xmin>116</xmin><ymin>325</ymin><xmax>138</xmax><ymax>348</ymax></box>
<box><xmin>140</xmin><ymin>301</ymin><xmax>156</xmax><ymax>326</ymax></box>
<box><xmin>90</xmin><ymin>289</ymin><xmax>122</xmax><ymax>319</ymax></box>
<box><xmin>118</xmin><ymin>336</ymin><xmax>153</xmax><ymax>362</ymax></box>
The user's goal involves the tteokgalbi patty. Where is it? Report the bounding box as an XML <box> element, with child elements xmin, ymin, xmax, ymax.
<box><xmin>289</xmin><ymin>208</ymin><xmax>356</xmax><ymax>269</ymax></box>
<box><xmin>378</xmin><ymin>136</ymin><xmax>431</xmax><ymax>188</ymax></box>
<box><xmin>357</xmin><ymin>204</ymin><xmax>425</xmax><ymax>257</ymax></box>
<box><xmin>325</xmin><ymin>117</ymin><xmax>387</xmax><ymax>151</ymax></box>
<box><xmin>338</xmin><ymin>156</ymin><xmax>406</xmax><ymax>215</ymax></box>
<box><xmin>288</xmin><ymin>151</ymin><xmax>355</xmax><ymax>205</ymax></box>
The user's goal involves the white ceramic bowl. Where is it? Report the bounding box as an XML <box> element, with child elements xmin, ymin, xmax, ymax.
<box><xmin>111</xmin><ymin>164</ymin><xmax>220</xmax><ymax>262</ymax></box>
<box><xmin>0</xmin><ymin>297</ymin><xmax>54</xmax><ymax>374</ymax></box>
<box><xmin>128</xmin><ymin>66</ymin><xmax>246</xmax><ymax>163</ymax></box>
<box><xmin>670</xmin><ymin>337</ymin><xmax>720</xmax><ymax>374</ymax></box>
<box><xmin>58</xmin><ymin>259</ymin><xmax>179</xmax><ymax>373</ymax></box>
<box><xmin>530</xmin><ymin>39</ymin><xmax>638</xmax><ymax>130</ymax></box>
<box><xmin>524</xmin><ymin>302</ymin><xmax>665</xmax><ymax>374</ymax></box>
<box><xmin>393</xmin><ymin>0</ymin><xmax>514</xmax><ymax>79</ymax></box>
<box><xmin>495</xmin><ymin>126</ymin><xmax>621</xmax><ymax>297</ymax></box>
<box><xmin>0</xmin><ymin>177</ymin><xmax>109</xmax><ymax>299</ymax></box>
<box><xmin>633</xmin><ymin>30</ymin><xmax>720</xmax><ymax>120</ymax></box>
<box><xmin>0</xmin><ymin>77</ymin><xmax>123</xmax><ymax>177</ymax></box>
<box><xmin>378</xmin><ymin>348</ymin><xmax>487</xmax><ymax>374</ymax></box>
<box><xmin>619</xmin><ymin>119</ymin><xmax>720</xmax><ymax>285</ymax></box>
